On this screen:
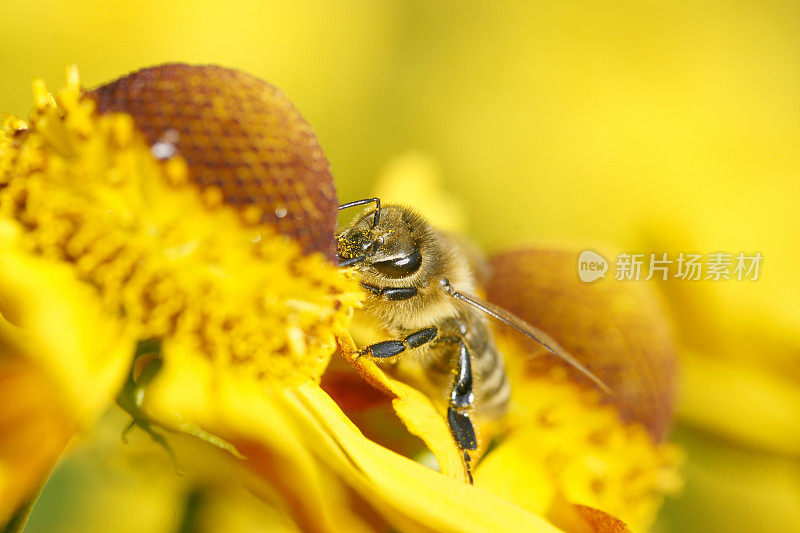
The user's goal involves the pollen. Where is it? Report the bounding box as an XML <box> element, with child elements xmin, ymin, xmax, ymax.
<box><xmin>0</xmin><ymin>67</ymin><xmax>362</xmax><ymax>385</ymax></box>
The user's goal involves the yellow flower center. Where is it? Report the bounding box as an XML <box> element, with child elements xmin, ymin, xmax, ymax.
<box><xmin>0</xmin><ymin>69</ymin><xmax>361</xmax><ymax>385</ymax></box>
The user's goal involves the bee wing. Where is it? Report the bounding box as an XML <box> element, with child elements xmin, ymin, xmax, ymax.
<box><xmin>448</xmin><ymin>289</ymin><xmax>612</xmax><ymax>395</ymax></box>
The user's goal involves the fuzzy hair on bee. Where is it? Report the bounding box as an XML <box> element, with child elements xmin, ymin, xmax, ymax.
<box><xmin>336</xmin><ymin>198</ymin><xmax>609</xmax><ymax>483</ymax></box>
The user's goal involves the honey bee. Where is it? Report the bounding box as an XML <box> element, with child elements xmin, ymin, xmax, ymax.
<box><xmin>336</xmin><ymin>198</ymin><xmax>608</xmax><ymax>483</ymax></box>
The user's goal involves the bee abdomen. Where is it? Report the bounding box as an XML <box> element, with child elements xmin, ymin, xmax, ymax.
<box><xmin>474</xmin><ymin>344</ymin><xmax>510</xmax><ymax>419</ymax></box>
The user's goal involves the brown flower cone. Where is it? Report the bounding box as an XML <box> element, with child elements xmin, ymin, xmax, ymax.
<box><xmin>486</xmin><ymin>248</ymin><xmax>678</xmax><ymax>442</ymax></box>
<box><xmin>89</xmin><ymin>63</ymin><xmax>337</xmax><ymax>259</ymax></box>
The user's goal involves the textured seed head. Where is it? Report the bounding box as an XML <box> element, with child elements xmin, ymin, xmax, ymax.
<box><xmin>89</xmin><ymin>63</ymin><xmax>337</xmax><ymax>259</ymax></box>
<box><xmin>486</xmin><ymin>248</ymin><xmax>678</xmax><ymax>442</ymax></box>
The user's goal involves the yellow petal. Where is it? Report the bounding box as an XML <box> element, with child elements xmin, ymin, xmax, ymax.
<box><xmin>0</xmin><ymin>221</ymin><xmax>134</xmax><ymax>523</ymax></box>
<box><xmin>28</xmin><ymin>406</ymin><xmax>314</xmax><ymax>533</ymax></box>
<box><xmin>567</xmin><ymin>504</ymin><xmax>632</xmax><ymax>533</ymax></box>
<box><xmin>336</xmin><ymin>328</ymin><xmax>469</xmax><ymax>482</ymax></box>
<box><xmin>290</xmin><ymin>383</ymin><xmax>564</xmax><ymax>533</ymax></box>
<box><xmin>0</xmin><ymin>356</ymin><xmax>73</xmax><ymax>526</ymax></box>
<box><xmin>678</xmin><ymin>347</ymin><xmax>800</xmax><ymax>456</ymax></box>
<box><xmin>144</xmin><ymin>333</ymin><xmax>567</xmax><ymax>532</ymax></box>
<box><xmin>26</xmin><ymin>410</ymin><xmax>186</xmax><ymax>533</ymax></box>
<box><xmin>656</xmin><ymin>426</ymin><xmax>800</xmax><ymax>533</ymax></box>
<box><xmin>143</xmin><ymin>338</ymin><xmax>373</xmax><ymax>533</ymax></box>
<box><xmin>472</xmin><ymin>427</ymin><xmax>555</xmax><ymax>516</ymax></box>
<box><xmin>644</xmin><ymin>228</ymin><xmax>800</xmax><ymax>456</ymax></box>
<box><xmin>192</xmin><ymin>482</ymin><xmax>311</xmax><ymax>533</ymax></box>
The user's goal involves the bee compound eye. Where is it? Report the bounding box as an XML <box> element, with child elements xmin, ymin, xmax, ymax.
<box><xmin>371</xmin><ymin>249</ymin><xmax>423</xmax><ymax>278</ymax></box>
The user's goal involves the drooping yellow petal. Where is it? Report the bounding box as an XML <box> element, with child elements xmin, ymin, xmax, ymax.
<box><xmin>289</xmin><ymin>383</ymin><xmax>565</xmax><ymax>533</ymax></box>
<box><xmin>0</xmin><ymin>356</ymin><xmax>73</xmax><ymax>526</ymax></box>
<box><xmin>0</xmin><ymin>221</ymin><xmax>135</xmax><ymax>523</ymax></box>
<box><xmin>143</xmin><ymin>335</ymin><xmax>565</xmax><ymax>533</ymax></box>
<box><xmin>336</xmin><ymin>328</ymin><xmax>469</xmax><ymax>482</ymax></box>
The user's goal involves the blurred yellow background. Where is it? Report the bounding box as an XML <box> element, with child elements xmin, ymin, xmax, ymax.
<box><xmin>3</xmin><ymin>1</ymin><xmax>799</xmax><ymax>532</ymax></box>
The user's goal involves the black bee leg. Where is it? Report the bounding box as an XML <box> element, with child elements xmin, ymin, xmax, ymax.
<box><xmin>359</xmin><ymin>326</ymin><xmax>438</xmax><ymax>359</ymax></box>
<box><xmin>447</xmin><ymin>337</ymin><xmax>478</xmax><ymax>483</ymax></box>
<box><xmin>360</xmin><ymin>282</ymin><xmax>418</xmax><ymax>301</ymax></box>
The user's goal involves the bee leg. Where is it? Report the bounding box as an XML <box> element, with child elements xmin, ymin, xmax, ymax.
<box><xmin>447</xmin><ymin>338</ymin><xmax>478</xmax><ymax>483</ymax></box>
<box><xmin>359</xmin><ymin>326</ymin><xmax>439</xmax><ymax>359</ymax></box>
<box><xmin>360</xmin><ymin>282</ymin><xmax>418</xmax><ymax>301</ymax></box>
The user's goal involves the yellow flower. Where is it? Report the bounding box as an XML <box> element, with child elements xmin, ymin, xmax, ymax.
<box><xmin>2</xmin><ymin>65</ymin><xmax>680</xmax><ymax>532</ymax></box>
<box><xmin>0</xmin><ymin>64</ymin><xmax>362</xmax><ymax>529</ymax></box>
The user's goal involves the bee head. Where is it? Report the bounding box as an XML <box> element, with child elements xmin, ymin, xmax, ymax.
<box><xmin>336</xmin><ymin>200</ymin><xmax>423</xmax><ymax>279</ymax></box>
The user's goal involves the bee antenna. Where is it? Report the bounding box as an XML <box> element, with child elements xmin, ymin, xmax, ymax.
<box><xmin>440</xmin><ymin>279</ymin><xmax>613</xmax><ymax>395</ymax></box>
<box><xmin>338</xmin><ymin>197</ymin><xmax>381</xmax><ymax>228</ymax></box>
